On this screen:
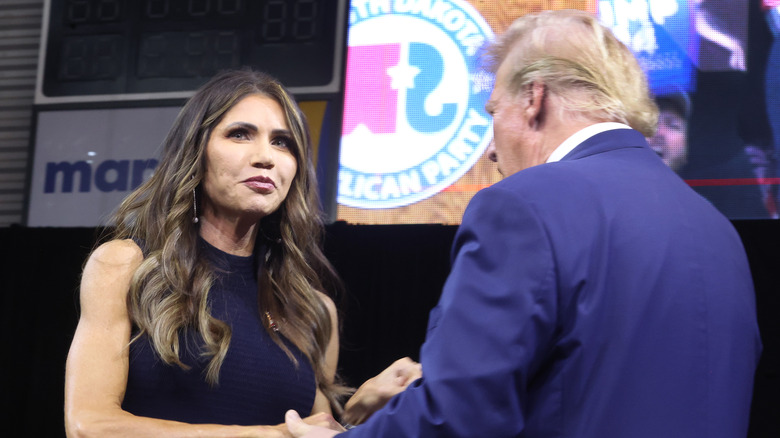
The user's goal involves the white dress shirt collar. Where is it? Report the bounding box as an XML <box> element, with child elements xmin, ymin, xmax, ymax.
<box><xmin>546</xmin><ymin>122</ymin><xmax>633</xmax><ymax>163</ymax></box>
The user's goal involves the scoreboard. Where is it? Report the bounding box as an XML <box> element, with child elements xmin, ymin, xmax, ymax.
<box><xmin>35</xmin><ymin>0</ymin><xmax>347</xmax><ymax>103</ymax></box>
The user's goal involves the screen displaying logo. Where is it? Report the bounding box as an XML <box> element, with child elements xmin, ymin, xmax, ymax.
<box><xmin>337</xmin><ymin>0</ymin><xmax>494</xmax><ymax>209</ymax></box>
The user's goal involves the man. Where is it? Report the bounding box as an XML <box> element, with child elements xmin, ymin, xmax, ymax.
<box><xmin>648</xmin><ymin>91</ymin><xmax>690</xmax><ymax>173</ymax></box>
<box><xmin>289</xmin><ymin>9</ymin><xmax>762</xmax><ymax>437</ymax></box>
<box><xmin>649</xmin><ymin>89</ymin><xmax>770</xmax><ymax>219</ymax></box>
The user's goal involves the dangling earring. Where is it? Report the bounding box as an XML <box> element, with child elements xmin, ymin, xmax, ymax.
<box><xmin>192</xmin><ymin>188</ymin><xmax>199</xmax><ymax>224</ymax></box>
<box><xmin>265</xmin><ymin>311</ymin><xmax>279</xmax><ymax>332</ymax></box>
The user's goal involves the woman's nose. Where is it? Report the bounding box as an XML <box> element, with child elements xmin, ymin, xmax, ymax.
<box><xmin>250</xmin><ymin>141</ymin><xmax>275</xmax><ymax>168</ymax></box>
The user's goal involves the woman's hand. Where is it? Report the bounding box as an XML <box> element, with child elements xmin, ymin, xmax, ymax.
<box><xmin>341</xmin><ymin>357</ymin><xmax>422</xmax><ymax>426</ymax></box>
<box><xmin>285</xmin><ymin>358</ymin><xmax>424</xmax><ymax>438</ymax></box>
<box><xmin>261</xmin><ymin>413</ymin><xmax>343</xmax><ymax>438</ymax></box>
<box><xmin>285</xmin><ymin>411</ymin><xmax>344</xmax><ymax>438</ymax></box>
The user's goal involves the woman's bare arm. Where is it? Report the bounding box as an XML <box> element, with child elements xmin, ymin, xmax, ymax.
<box><xmin>64</xmin><ymin>239</ymin><xmax>293</xmax><ymax>438</ymax></box>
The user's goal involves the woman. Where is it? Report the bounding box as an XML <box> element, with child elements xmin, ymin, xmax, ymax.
<box><xmin>65</xmin><ymin>69</ymin><xmax>347</xmax><ymax>437</ymax></box>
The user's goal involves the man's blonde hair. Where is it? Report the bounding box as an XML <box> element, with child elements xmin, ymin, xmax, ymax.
<box><xmin>487</xmin><ymin>9</ymin><xmax>658</xmax><ymax>137</ymax></box>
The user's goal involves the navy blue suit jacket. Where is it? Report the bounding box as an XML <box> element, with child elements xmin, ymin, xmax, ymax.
<box><xmin>343</xmin><ymin>128</ymin><xmax>762</xmax><ymax>437</ymax></box>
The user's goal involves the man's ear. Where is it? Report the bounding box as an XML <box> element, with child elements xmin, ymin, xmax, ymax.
<box><xmin>525</xmin><ymin>81</ymin><xmax>546</xmax><ymax>129</ymax></box>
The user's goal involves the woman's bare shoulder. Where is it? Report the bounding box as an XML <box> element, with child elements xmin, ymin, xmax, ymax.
<box><xmin>87</xmin><ymin>239</ymin><xmax>144</xmax><ymax>268</ymax></box>
<box><xmin>80</xmin><ymin>239</ymin><xmax>144</xmax><ymax>306</ymax></box>
<box><xmin>314</xmin><ymin>290</ymin><xmax>337</xmax><ymax>316</ymax></box>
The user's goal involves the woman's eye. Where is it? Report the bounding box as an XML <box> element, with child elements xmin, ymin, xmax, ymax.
<box><xmin>271</xmin><ymin>136</ymin><xmax>292</xmax><ymax>149</ymax></box>
<box><xmin>227</xmin><ymin>129</ymin><xmax>248</xmax><ymax>140</ymax></box>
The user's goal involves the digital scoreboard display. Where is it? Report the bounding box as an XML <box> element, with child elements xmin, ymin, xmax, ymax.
<box><xmin>36</xmin><ymin>0</ymin><xmax>347</xmax><ymax>103</ymax></box>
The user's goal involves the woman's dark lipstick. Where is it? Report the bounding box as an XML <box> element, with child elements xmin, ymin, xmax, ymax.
<box><xmin>243</xmin><ymin>176</ymin><xmax>276</xmax><ymax>193</ymax></box>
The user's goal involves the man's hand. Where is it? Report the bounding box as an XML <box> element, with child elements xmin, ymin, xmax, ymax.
<box><xmin>285</xmin><ymin>410</ymin><xmax>342</xmax><ymax>438</ymax></box>
<box><xmin>342</xmin><ymin>357</ymin><xmax>422</xmax><ymax>425</ymax></box>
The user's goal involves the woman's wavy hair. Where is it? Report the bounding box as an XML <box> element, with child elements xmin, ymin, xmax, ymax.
<box><xmin>105</xmin><ymin>68</ymin><xmax>349</xmax><ymax>411</ymax></box>
<box><xmin>486</xmin><ymin>9</ymin><xmax>658</xmax><ymax>137</ymax></box>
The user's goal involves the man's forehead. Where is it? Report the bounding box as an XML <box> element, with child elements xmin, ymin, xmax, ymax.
<box><xmin>485</xmin><ymin>78</ymin><xmax>507</xmax><ymax>113</ymax></box>
<box><xmin>491</xmin><ymin>59</ymin><xmax>513</xmax><ymax>91</ymax></box>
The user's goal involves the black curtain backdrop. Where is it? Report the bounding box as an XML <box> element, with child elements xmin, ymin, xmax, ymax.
<box><xmin>1</xmin><ymin>221</ymin><xmax>777</xmax><ymax>436</ymax></box>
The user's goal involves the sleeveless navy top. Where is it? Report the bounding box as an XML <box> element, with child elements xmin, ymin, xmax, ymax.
<box><xmin>121</xmin><ymin>238</ymin><xmax>316</xmax><ymax>425</ymax></box>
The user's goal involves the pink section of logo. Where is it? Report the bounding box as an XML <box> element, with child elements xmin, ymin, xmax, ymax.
<box><xmin>342</xmin><ymin>44</ymin><xmax>400</xmax><ymax>135</ymax></box>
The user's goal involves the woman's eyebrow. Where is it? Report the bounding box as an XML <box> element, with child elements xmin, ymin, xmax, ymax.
<box><xmin>224</xmin><ymin>121</ymin><xmax>258</xmax><ymax>132</ymax></box>
<box><xmin>270</xmin><ymin>128</ymin><xmax>293</xmax><ymax>137</ymax></box>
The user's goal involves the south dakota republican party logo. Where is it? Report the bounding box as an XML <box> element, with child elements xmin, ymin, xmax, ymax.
<box><xmin>337</xmin><ymin>0</ymin><xmax>495</xmax><ymax>209</ymax></box>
